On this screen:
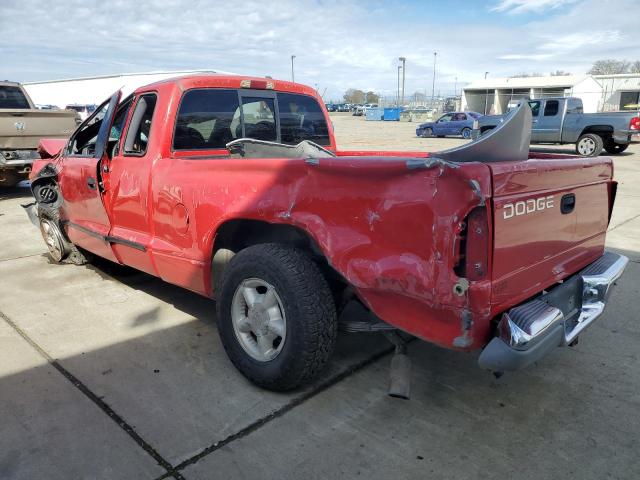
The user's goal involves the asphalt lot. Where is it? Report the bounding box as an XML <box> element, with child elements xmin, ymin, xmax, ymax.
<box><xmin>1</xmin><ymin>114</ymin><xmax>639</xmax><ymax>479</ymax></box>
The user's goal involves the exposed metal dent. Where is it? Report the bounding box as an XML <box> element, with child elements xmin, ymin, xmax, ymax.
<box><xmin>468</xmin><ymin>179</ymin><xmax>485</xmax><ymax>206</ymax></box>
<box><xmin>433</xmin><ymin>102</ymin><xmax>532</xmax><ymax>163</ymax></box>
<box><xmin>453</xmin><ymin>310</ymin><xmax>474</xmax><ymax>348</ymax></box>
<box><xmin>406</xmin><ymin>157</ymin><xmax>458</xmax><ymax>171</ymax></box>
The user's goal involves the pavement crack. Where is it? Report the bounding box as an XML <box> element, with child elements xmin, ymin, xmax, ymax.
<box><xmin>0</xmin><ymin>252</ymin><xmax>44</xmax><ymax>263</ymax></box>
<box><xmin>169</xmin><ymin>345</ymin><xmax>394</xmax><ymax>474</ymax></box>
<box><xmin>609</xmin><ymin>212</ymin><xmax>640</xmax><ymax>232</ymax></box>
<box><xmin>0</xmin><ymin>310</ymin><xmax>184</xmax><ymax>480</ymax></box>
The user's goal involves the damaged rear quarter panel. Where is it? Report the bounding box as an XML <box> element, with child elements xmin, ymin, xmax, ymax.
<box><xmin>151</xmin><ymin>155</ymin><xmax>494</xmax><ymax>350</ymax></box>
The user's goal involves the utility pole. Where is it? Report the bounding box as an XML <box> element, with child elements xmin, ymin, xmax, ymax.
<box><xmin>399</xmin><ymin>57</ymin><xmax>406</xmax><ymax>106</ymax></box>
<box><xmin>431</xmin><ymin>51</ymin><xmax>437</xmax><ymax>108</ymax></box>
<box><xmin>454</xmin><ymin>76</ymin><xmax>458</xmax><ymax>97</ymax></box>
<box><xmin>291</xmin><ymin>55</ymin><xmax>296</xmax><ymax>83</ymax></box>
<box><xmin>484</xmin><ymin>71</ymin><xmax>489</xmax><ymax>79</ymax></box>
<box><xmin>397</xmin><ymin>65</ymin><xmax>401</xmax><ymax>106</ymax></box>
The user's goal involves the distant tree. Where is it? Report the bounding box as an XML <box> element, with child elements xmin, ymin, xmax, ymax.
<box><xmin>588</xmin><ymin>59</ymin><xmax>630</xmax><ymax>75</ymax></box>
<box><xmin>550</xmin><ymin>70</ymin><xmax>571</xmax><ymax>76</ymax></box>
<box><xmin>365</xmin><ymin>91</ymin><xmax>379</xmax><ymax>103</ymax></box>
<box><xmin>630</xmin><ymin>61</ymin><xmax>640</xmax><ymax>74</ymax></box>
<box><xmin>343</xmin><ymin>89</ymin><xmax>365</xmax><ymax>104</ymax></box>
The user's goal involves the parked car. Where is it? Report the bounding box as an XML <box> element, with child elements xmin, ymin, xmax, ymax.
<box><xmin>474</xmin><ymin>97</ymin><xmax>640</xmax><ymax>156</ymax></box>
<box><xmin>25</xmin><ymin>74</ymin><xmax>627</xmax><ymax>396</ymax></box>
<box><xmin>353</xmin><ymin>103</ymin><xmax>378</xmax><ymax>116</ymax></box>
<box><xmin>336</xmin><ymin>103</ymin><xmax>350</xmax><ymax>112</ymax></box>
<box><xmin>35</xmin><ymin>104</ymin><xmax>60</xmax><ymax>110</ymax></box>
<box><xmin>0</xmin><ymin>81</ymin><xmax>78</xmax><ymax>187</ymax></box>
<box><xmin>416</xmin><ymin>111</ymin><xmax>483</xmax><ymax>139</ymax></box>
<box><xmin>325</xmin><ymin>103</ymin><xmax>337</xmax><ymax>112</ymax></box>
<box><xmin>64</xmin><ymin>103</ymin><xmax>97</xmax><ymax>121</ymax></box>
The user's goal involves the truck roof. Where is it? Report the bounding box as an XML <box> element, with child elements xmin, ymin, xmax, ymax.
<box><xmin>136</xmin><ymin>74</ymin><xmax>320</xmax><ymax>98</ymax></box>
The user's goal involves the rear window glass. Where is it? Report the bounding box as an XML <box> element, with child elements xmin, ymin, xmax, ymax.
<box><xmin>277</xmin><ymin>93</ymin><xmax>330</xmax><ymax>146</ymax></box>
<box><xmin>0</xmin><ymin>86</ymin><xmax>30</xmax><ymax>109</ymax></box>
<box><xmin>241</xmin><ymin>97</ymin><xmax>277</xmax><ymax>141</ymax></box>
<box><xmin>174</xmin><ymin>89</ymin><xmax>240</xmax><ymax>150</ymax></box>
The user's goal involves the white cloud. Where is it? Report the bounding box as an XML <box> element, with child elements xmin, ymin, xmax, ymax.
<box><xmin>0</xmin><ymin>0</ymin><xmax>637</xmax><ymax>101</ymax></box>
<box><xmin>491</xmin><ymin>0</ymin><xmax>580</xmax><ymax>13</ymax></box>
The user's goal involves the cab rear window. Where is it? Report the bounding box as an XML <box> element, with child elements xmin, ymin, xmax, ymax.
<box><xmin>277</xmin><ymin>93</ymin><xmax>330</xmax><ymax>146</ymax></box>
<box><xmin>0</xmin><ymin>86</ymin><xmax>30</xmax><ymax>109</ymax></box>
<box><xmin>173</xmin><ymin>89</ymin><xmax>330</xmax><ymax>150</ymax></box>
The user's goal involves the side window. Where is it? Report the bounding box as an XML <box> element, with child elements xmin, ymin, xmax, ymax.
<box><xmin>438</xmin><ymin>114</ymin><xmax>453</xmax><ymax>122</ymax></box>
<box><xmin>528</xmin><ymin>101</ymin><xmax>540</xmax><ymax>117</ymax></box>
<box><xmin>544</xmin><ymin>100</ymin><xmax>559</xmax><ymax>116</ymax></box>
<box><xmin>67</xmin><ymin>100</ymin><xmax>110</xmax><ymax>156</ymax></box>
<box><xmin>173</xmin><ymin>89</ymin><xmax>240</xmax><ymax>150</ymax></box>
<box><xmin>239</xmin><ymin>97</ymin><xmax>277</xmax><ymax>141</ymax></box>
<box><xmin>123</xmin><ymin>94</ymin><xmax>157</xmax><ymax>156</ymax></box>
<box><xmin>277</xmin><ymin>93</ymin><xmax>330</xmax><ymax>145</ymax></box>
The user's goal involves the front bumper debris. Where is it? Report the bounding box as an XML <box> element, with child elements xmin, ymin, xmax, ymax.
<box><xmin>479</xmin><ymin>251</ymin><xmax>628</xmax><ymax>372</ymax></box>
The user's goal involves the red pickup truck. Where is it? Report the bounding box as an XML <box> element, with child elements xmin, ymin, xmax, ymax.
<box><xmin>25</xmin><ymin>74</ymin><xmax>628</xmax><ymax>393</ymax></box>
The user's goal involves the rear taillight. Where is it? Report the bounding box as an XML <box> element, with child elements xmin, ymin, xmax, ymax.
<box><xmin>630</xmin><ymin>117</ymin><xmax>640</xmax><ymax>131</ymax></box>
<box><xmin>456</xmin><ymin>207</ymin><xmax>490</xmax><ymax>281</ymax></box>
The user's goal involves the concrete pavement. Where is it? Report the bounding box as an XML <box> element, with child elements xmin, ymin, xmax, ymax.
<box><xmin>1</xmin><ymin>124</ymin><xmax>639</xmax><ymax>478</ymax></box>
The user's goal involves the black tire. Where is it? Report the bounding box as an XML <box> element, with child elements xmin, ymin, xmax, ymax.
<box><xmin>216</xmin><ymin>243</ymin><xmax>337</xmax><ymax>391</ymax></box>
<box><xmin>461</xmin><ymin>127</ymin><xmax>472</xmax><ymax>139</ymax></box>
<box><xmin>575</xmin><ymin>133</ymin><xmax>604</xmax><ymax>157</ymax></box>
<box><xmin>421</xmin><ymin>127</ymin><xmax>433</xmax><ymax>138</ymax></box>
<box><xmin>604</xmin><ymin>139</ymin><xmax>628</xmax><ymax>154</ymax></box>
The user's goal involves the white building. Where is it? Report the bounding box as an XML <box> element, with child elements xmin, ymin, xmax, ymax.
<box><xmin>593</xmin><ymin>74</ymin><xmax>640</xmax><ymax>112</ymax></box>
<box><xmin>23</xmin><ymin>69</ymin><xmax>232</xmax><ymax>108</ymax></box>
<box><xmin>461</xmin><ymin>75</ymin><xmax>603</xmax><ymax>114</ymax></box>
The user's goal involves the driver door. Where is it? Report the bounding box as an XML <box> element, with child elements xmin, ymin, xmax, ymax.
<box><xmin>434</xmin><ymin>113</ymin><xmax>453</xmax><ymax>135</ymax></box>
<box><xmin>57</xmin><ymin>91</ymin><xmax>121</xmax><ymax>262</ymax></box>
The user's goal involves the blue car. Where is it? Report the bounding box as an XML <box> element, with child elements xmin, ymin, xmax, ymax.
<box><xmin>416</xmin><ymin>111</ymin><xmax>483</xmax><ymax>139</ymax></box>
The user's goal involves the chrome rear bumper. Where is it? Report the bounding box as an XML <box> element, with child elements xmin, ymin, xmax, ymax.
<box><xmin>479</xmin><ymin>251</ymin><xmax>628</xmax><ymax>372</ymax></box>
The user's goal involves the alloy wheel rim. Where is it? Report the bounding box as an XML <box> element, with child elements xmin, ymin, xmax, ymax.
<box><xmin>231</xmin><ymin>278</ymin><xmax>286</xmax><ymax>362</ymax></box>
<box><xmin>40</xmin><ymin>219</ymin><xmax>64</xmax><ymax>261</ymax></box>
<box><xmin>578</xmin><ymin>138</ymin><xmax>595</xmax><ymax>155</ymax></box>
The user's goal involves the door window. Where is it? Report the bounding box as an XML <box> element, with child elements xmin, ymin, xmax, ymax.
<box><xmin>544</xmin><ymin>100</ymin><xmax>559</xmax><ymax>116</ymax></box>
<box><xmin>528</xmin><ymin>101</ymin><xmax>541</xmax><ymax>117</ymax></box>
<box><xmin>67</xmin><ymin>100</ymin><xmax>110</xmax><ymax>156</ymax></box>
<box><xmin>123</xmin><ymin>94</ymin><xmax>157</xmax><ymax>156</ymax></box>
<box><xmin>438</xmin><ymin>114</ymin><xmax>453</xmax><ymax>123</ymax></box>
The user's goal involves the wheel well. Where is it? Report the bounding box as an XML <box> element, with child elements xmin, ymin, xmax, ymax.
<box><xmin>211</xmin><ymin>219</ymin><xmax>348</xmax><ymax>299</ymax></box>
<box><xmin>580</xmin><ymin>125</ymin><xmax>613</xmax><ymax>139</ymax></box>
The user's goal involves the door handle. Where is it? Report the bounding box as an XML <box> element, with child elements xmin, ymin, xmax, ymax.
<box><xmin>561</xmin><ymin>193</ymin><xmax>575</xmax><ymax>214</ymax></box>
<box><xmin>87</xmin><ymin>177</ymin><xmax>97</xmax><ymax>190</ymax></box>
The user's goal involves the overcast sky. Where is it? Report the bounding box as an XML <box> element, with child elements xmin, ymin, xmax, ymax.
<box><xmin>1</xmin><ymin>0</ymin><xmax>637</xmax><ymax>100</ymax></box>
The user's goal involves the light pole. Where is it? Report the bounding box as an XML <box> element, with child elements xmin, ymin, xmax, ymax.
<box><xmin>397</xmin><ymin>65</ymin><xmax>401</xmax><ymax>106</ymax></box>
<box><xmin>431</xmin><ymin>51</ymin><xmax>437</xmax><ymax>109</ymax></box>
<box><xmin>291</xmin><ymin>55</ymin><xmax>296</xmax><ymax>83</ymax></box>
<box><xmin>484</xmin><ymin>71</ymin><xmax>489</xmax><ymax>79</ymax></box>
<box><xmin>454</xmin><ymin>76</ymin><xmax>458</xmax><ymax>97</ymax></box>
<box><xmin>399</xmin><ymin>57</ymin><xmax>406</xmax><ymax>106</ymax></box>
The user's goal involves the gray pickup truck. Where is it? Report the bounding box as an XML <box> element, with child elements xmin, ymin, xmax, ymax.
<box><xmin>1</xmin><ymin>81</ymin><xmax>79</xmax><ymax>187</ymax></box>
<box><xmin>473</xmin><ymin>97</ymin><xmax>640</xmax><ymax>157</ymax></box>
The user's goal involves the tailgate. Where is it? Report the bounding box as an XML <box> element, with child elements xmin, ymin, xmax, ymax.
<box><xmin>489</xmin><ymin>156</ymin><xmax>613</xmax><ymax>308</ymax></box>
<box><xmin>0</xmin><ymin>110</ymin><xmax>77</xmax><ymax>150</ymax></box>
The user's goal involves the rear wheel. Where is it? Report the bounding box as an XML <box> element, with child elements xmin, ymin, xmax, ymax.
<box><xmin>604</xmin><ymin>139</ymin><xmax>628</xmax><ymax>154</ymax></box>
<box><xmin>461</xmin><ymin>127</ymin><xmax>472</xmax><ymax>139</ymax></box>
<box><xmin>216</xmin><ymin>243</ymin><xmax>337</xmax><ymax>391</ymax></box>
<box><xmin>576</xmin><ymin>133</ymin><xmax>603</xmax><ymax>157</ymax></box>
